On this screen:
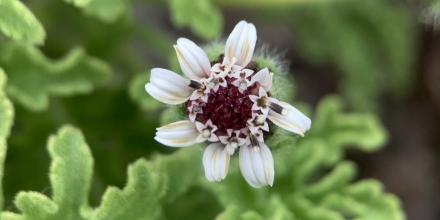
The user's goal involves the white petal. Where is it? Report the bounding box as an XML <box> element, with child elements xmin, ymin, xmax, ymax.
<box><xmin>224</xmin><ymin>20</ymin><xmax>257</xmax><ymax>67</ymax></box>
<box><xmin>203</xmin><ymin>143</ymin><xmax>230</xmax><ymax>182</ymax></box>
<box><xmin>251</xmin><ymin>68</ymin><xmax>272</xmax><ymax>91</ymax></box>
<box><xmin>146</xmin><ymin>68</ymin><xmax>193</xmax><ymax>105</ymax></box>
<box><xmin>267</xmin><ymin>98</ymin><xmax>311</xmax><ymax>136</ymax></box>
<box><xmin>175</xmin><ymin>38</ymin><xmax>211</xmax><ymax>80</ymax></box>
<box><xmin>239</xmin><ymin>144</ymin><xmax>274</xmax><ymax>188</ymax></box>
<box><xmin>155</xmin><ymin>120</ymin><xmax>202</xmax><ymax>147</ymax></box>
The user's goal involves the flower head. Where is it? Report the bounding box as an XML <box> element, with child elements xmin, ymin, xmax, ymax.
<box><xmin>145</xmin><ymin>20</ymin><xmax>311</xmax><ymax>188</ymax></box>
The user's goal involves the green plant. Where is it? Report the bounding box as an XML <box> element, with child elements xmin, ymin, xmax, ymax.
<box><xmin>0</xmin><ymin>0</ymin><xmax>408</xmax><ymax>219</ymax></box>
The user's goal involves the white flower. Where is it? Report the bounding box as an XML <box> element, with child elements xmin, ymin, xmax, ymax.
<box><xmin>145</xmin><ymin>20</ymin><xmax>311</xmax><ymax>187</ymax></box>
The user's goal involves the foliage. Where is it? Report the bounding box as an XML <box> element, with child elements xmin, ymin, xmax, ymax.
<box><xmin>0</xmin><ymin>43</ymin><xmax>111</xmax><ymax>111</ymax></box>
<box><xmin>0</xmin><ymin>69</ymin><xmax>14</xmax><ymax>210</ymax></box>
<box><xmin>0</xmin><ymin>0</ymin><xmax>46</xmax><ymax>45</ymax></box>
<box><xmin>0</xmin><ymin>0</ymin><xmax>412</xmax><ymax>220</ymax></box>
<box><xmin>285</xmin><ymin>0</ymin><xmax>416</xmax><ymax>111</ymax></box>
<box><xmin>169</xmin><ymin>0</ymin><xmax>223</xmax><ymax>40</ymax></box>
<box><xmin>64</xmin><ymin>0</ymin><xmax>129</xmax><ymax>23</ymax></box>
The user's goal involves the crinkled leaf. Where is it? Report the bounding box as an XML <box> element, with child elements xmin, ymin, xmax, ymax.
<box><xmin>91</xmin><ymin>159</ymin><xmax>165</xmax><ymax>220</ymax></box>
<box><xmin>93</xmin><ymin>147</ymin><xmax>200</xmax><ymax>220</ymax></box>
<box><xmin>305</xmin><ymin>95</ymin><xmax>387</xmax><ymax>165</ymax></box>
<box><xmin>0</xmin><ymin>43</ymin><xmax>111</xmax><ymax>111</ymax></box>
<box><xmin>320</xmin><ymin>180</ymin><xmax>404</xmax><ymax>220</ymax></box>
<box><xmin>1</xmin><ymin>126</ymin><xmax>92</xmax><ymax>220</ymax></box>
<box><xmin>48</xmin><ymin>126</ymin><xmax>93</xmax><ymax>220</ymax></box>
<box><xmin>0</xmin><ymin>68</ymin><xmax>14</xmax><ymax>211</ymax></box>
<box><xmin>0</xmin><ymin>0</ymin><xmax>46</xmax><ymax>45</ymax></box>
<box><xmin>169</xmin><ymin>0</ymin><xmax>222</xmax><ymax>40</ymax></box>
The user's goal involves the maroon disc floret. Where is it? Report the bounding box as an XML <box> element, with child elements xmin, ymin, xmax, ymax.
<box><xmin>188</xmin><ymin>77</ymin><xmax>258</xmax><ymax>136</ymax></box>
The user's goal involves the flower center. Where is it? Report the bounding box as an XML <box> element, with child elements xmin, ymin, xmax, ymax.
<box><xmin>187</xmin><ymin>77</ymin><xmax>258</xmax><ymax>136</ymax></box>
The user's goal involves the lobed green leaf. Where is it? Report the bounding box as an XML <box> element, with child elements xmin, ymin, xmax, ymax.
<box><xmin>0</xmin><ymin>44</ymin><xmax>112</xmax><ymax>111</ymax></box>
<box><xmin>0</xmin><ymin>0</ymin><xmax>46</xmax><ymax>45</ymax></box>
<box><xmin>0</xmin><ymin>68</ymin><xmax>14</xmax><ymax>211</ymax></box>
<box><xmin>169</xmin><ymin>0</ymin><xmax>223</xmax><ymax>40</ymax></box>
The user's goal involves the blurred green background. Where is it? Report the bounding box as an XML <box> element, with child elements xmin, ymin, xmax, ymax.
<box><xmin>0</xmin><ymin>0</ymin><xmax>439</xmax><ymax>219</ymax></box>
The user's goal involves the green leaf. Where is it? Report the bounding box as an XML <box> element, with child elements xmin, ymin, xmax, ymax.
<box><xmin>320</xmin><ymin>180</ymin><xmax>405</xmax><ymax>220</ymax></box>
<box><xmin>64</xmin><ymin>0</ymin><xmax>93</xmax><ymax>7</ymax></box>
<box><xmin>14</xmin><ymin>192</ymin><xmax>58</xmax><ymax>219</ymax></box>
<box><xmin>0</xmin><ymin>68</ymin><xmax>14</xmax><ymax>211</ymax></box>
<box><xmin>0</xmin><ymin>43</ymin><xmax>112</xmax><ymax>111</ymax></box>
<box><xmin>48</xmin><ymin>126</ymin><xmax>93</xmax><ymax>219</ymax></box>
<box><xmin>169</xmin><ymin>0</ymin><xmax>223</xmax><ymax>40</ymax></box>
<box><xmin>288</xmin><ymin>0</ymin><xmax>415</xmax><ymax>111</ymax></box>
<box><xmin>215</xmin><ymin>205</ymin><xmax>264</xmax><ymax>220</ymax></box>
<box><xmin>84</xmin><ymin>0</ymin><xmax>128</xmax><ymax>23</ymax></box>
<box><xmin>0</xmin><ymin>126</ymin><xmax>92</xmax><ymax>220</ymax></box>
<box><xmin>0</xmin><ymin>0</ymin><xmax>46</xmax><ymax>45</ymax></box>
<box><xmin>64</xmin><ymin>0</ymin><xmax>128</xmax><ymax>23</ymax></box>
<box><xmin>92</xmin><ymin>159</ymin><xmax>165</xmax><ymax>220</ymax></box>
<box><xmin>305</xmin><ymin>95</ymin><xmax>387</xmax><ymax>164</ymax></box>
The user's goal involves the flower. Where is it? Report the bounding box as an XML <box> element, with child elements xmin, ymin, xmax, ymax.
<box><xmin>145</xmin><ymin>20</ymin><xmax>311</xmax><ymax>188</ymax></box>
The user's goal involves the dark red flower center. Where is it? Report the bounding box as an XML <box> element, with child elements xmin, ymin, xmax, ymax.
<box><xmin>187</xmin><ymin>77</ymin><xmax>259</xmax><ymax>136</ymax></box>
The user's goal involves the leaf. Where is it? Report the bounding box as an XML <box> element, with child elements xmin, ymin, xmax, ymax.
<box><xmin>320</xmin><ymin>180</ymin><xmax>405</xmax><ymax>220</ymax></box>
<box><xmin>288</xmin><ymin>0</ymin><xmax>415</xmax><ymax>111</ymax></box>
<box><xmin>93</xmin><ymin>147</ymin><xmax>201</xmax><ymax>220</ymax></box>
<box><xmin>0</xmin><ymin>0</ymin><xmax>46</xmax><ymax>45</ymax></box>
<box><xmin>0</xmin><ymin>126</ymin><xmax>92</xmax><ymax>220</ymax></box>
<box><xmin>64</xmin><ymin>0</ymin><xmax>93</xmax><ymax>7</ymax></box>
<box><xmin>305</xmin><ymin>95</ymin><xmax>387</xmax><ymax>165</ymax></box>
<box><xmin>84</xmin><ymin>0</ymin><xmax>128</xmax><ymax>23</ymax></box>
<box><xmin>2</xmin><ymin>122</ymin><xmax>202</xmax><ymax>220</ymax></box>
<box><xmin>169</xmin><ymin>0</ymin><xmax>223</xmax><ymax>40</ymax></box>
<box><xmin>0</xmin><ymin>68</ymin><xmax>14</xmax><ymax>211</ymax></box>
<box><xmin>0</xmin><ymin>43</ymin><xmax>112</xmax><ymax>111</ymax></box>
<box><xmin>215</xmin><ymin>205</ymin><xmax>264</xmax><ymax>220</ymax></box>
<box><xmin>64</xmin><ymin>0</ymin><xmax>128</xmax><ymax>23</ymax></box>
<box><xmin>48</xmin><ymin>126</ymin><xmax>93</xmax><ymax>219</ymax></box>
<box><xmin>91</xmin><ymin>159</ymin><xmax>166</xmax><ymax>220</ymax></box>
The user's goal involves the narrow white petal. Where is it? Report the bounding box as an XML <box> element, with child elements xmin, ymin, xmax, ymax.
<box><xmin>146</xmin><ymin>68</ymin><xmax>193</xmax><ymax>105</ymax></box>
<box><xmin>175</xmin><ymin>38</ymin><xmax>211</xmax><ymax>80</ymax></box>
<box><xmin>155</xmin><ymin>120</ymin><xmax>201</xmax><ymax>147</ymax></box>
<box><xmin>224</xmin><ymin>21</ymin><xmax>257</xmax><ymax>67</ymax></box>
<box><xmin>239</xmin><ymin>144</ymin><xmax>274</xmax><ymax>188</ymax></box>
<box><xmin>239</xmin><ymin>145</ymin><xmax>259</xmax><ymax>187</ymax></box>
<box><xmin>251</xmin><ymin>68</ymin><xmax>272</xmax><ymax>91</ymax></box>
<box><xmin>268</xmin><ymin>98</ymin><xmax>311</xmax><ymax>136</ymax></box>
<box><xmin>259</xmin><ymin>143</ymin><xmax>274</xmax><ymax>186</ymax></box>
<box><xmin>203</xmin><ymin>143</ymin><xmax>230</xmax><ymax>182</ymax></box>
